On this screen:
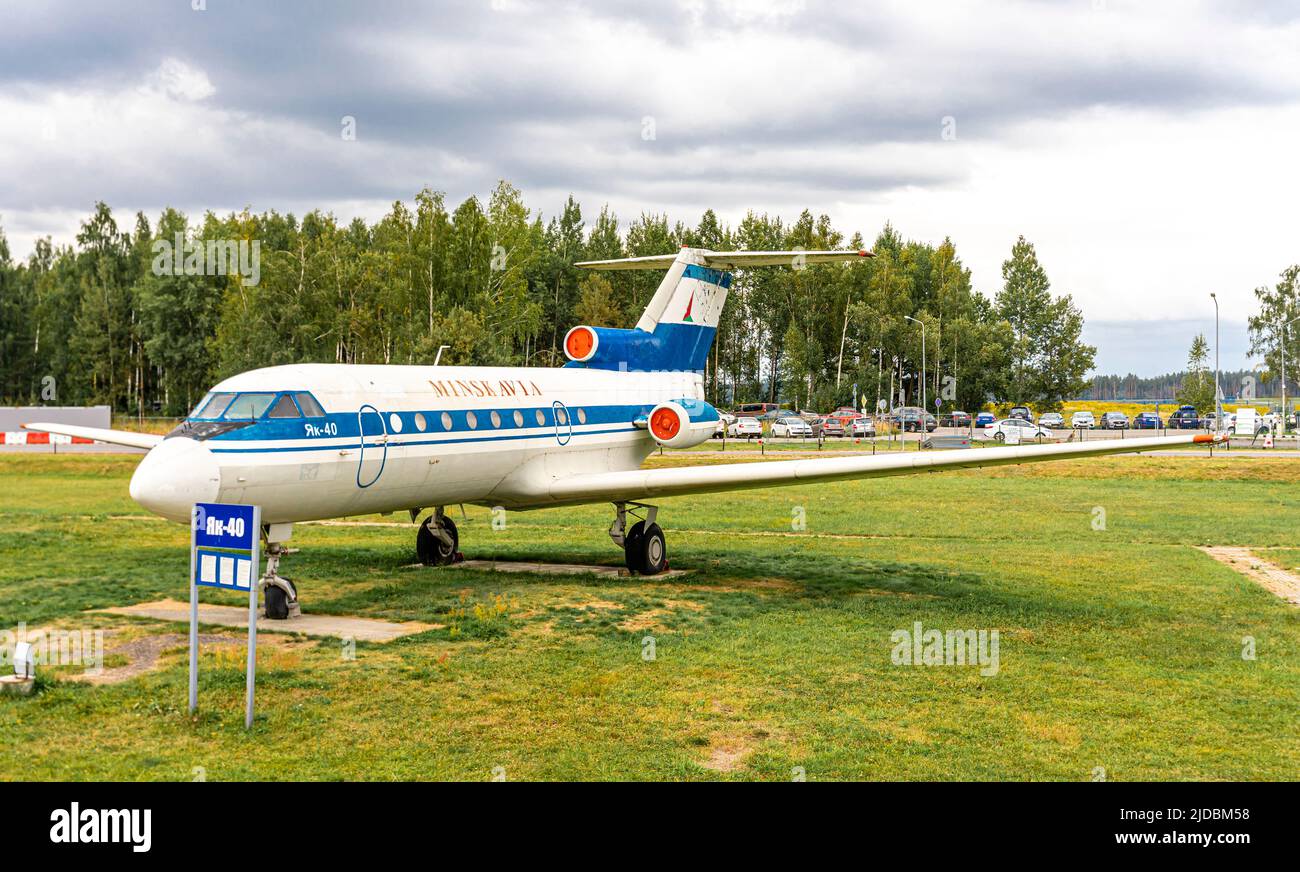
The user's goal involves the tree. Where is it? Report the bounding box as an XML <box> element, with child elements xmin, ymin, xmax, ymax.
<box><xmin>1246</xmin><ymin>264</ymin><xmax>1300</xmax><ymax>387</ymax></box>
<box><xmin>574</xmin><ymin>273</ymin><xmax>623</xmax><ymax>327</ymax></box>
<box><xmin>1176</xmin><ymin>333</ymin><xmax>1215</xmax><ymax>413</ymax></box>
<box><xmin>994</xmin><ymin>236</ymin><xmax>1094</xmax><ymax>409</ymax></box>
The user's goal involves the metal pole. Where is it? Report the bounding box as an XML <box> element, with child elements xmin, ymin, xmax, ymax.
<box><xmin>246</xmin><ymin>506</ymin><xmax>262</xmax><ymax>730</ymax></box>
<box><xmin>1211</xmin><ymin>293</ymin><xmax>1221</xmax><ymax>432</ymax></box>
<box><xmin>189</xmin><ymin>506</ymin><xmax>198</xmax><ymax>714</ymax></box>
<box><xmin>907</xmin><ymin>315</ymin><xmax>926</xmax><ymax>450</ymax></box>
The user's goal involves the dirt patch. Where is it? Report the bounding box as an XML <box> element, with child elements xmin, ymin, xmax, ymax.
<box><xmin>1198</xmin><ymin>546</ymin><xmax>1300</xmax><ymax>605</ymax></box>
<box><xmin>74</xmin><ymin>632</ymin><xmax>242</xmax><ymax>685</ymax></box>
<box><xmin>701</xmin><ymin>742</ymin><xmax>751</xmax><ymax>773</ymax></box>
<box><xmin>1019</xmin><ymin>712</ymin><xmax>1082</xmax><ymax>750</ymax></box>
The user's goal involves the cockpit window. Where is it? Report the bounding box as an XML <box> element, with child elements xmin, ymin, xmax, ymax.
<box><xmin>266</xmin><ymin>394</ymin><xmax>302</xmax><ymax>418</ymax></box>
<box><xmin>221</xmin><ymin>393</ymin><xmax>277</xmax><ymax>420</ymax></box>
<box><xmin>293</xmin><ymin>392</ymin><xmax>326</xmax><ymax>417</ymax></box>
<box><xmin>191</xmin><ymin>392</ymin><xmax>236</xmax><ymax>419</ymax></box>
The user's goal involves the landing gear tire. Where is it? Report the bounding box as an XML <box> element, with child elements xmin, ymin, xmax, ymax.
<box><xmin>264</xmin><ymin>578</ymin><xmax>297</xmax><ymax>620</ymax></box>
<box><xmin>625</xmin><ymin>522</ymin><xmax>668</xmax><ymax>575</ymax></box>
<box><xmin>623</xmin><ymin>521</ymin><xmax>646</xmax><ymax>574</ymax></box>
<box><xmin>417</xmin><ymin>514</ymin><xmax>459</xmax><ymax>566</ymax></box>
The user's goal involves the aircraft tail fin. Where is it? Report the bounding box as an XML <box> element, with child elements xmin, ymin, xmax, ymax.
<box><xmin>569</xmin><ymin>247</ymin><xmax>871</xmax><ymax>372</ymax></box>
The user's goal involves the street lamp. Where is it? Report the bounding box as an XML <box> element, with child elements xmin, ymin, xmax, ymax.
<box><xmin>1281</xmin><ymin>314</ymin><xmax>1300</xmax><ymax>435</ymax></box>
<box><xmin>1210</xmin><ymin>293</ymin><xmax>1220</xmax><ymax>432</ymax></box>
<box><xmin>905</xmin><ymin>315</ymin><xmax>927</xmax><ymax>447</ymax></box>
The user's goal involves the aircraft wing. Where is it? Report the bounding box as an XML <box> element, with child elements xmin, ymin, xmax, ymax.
<box><xmin>536</xmin><ymin>433</ymin><xmax>1225</xmax><ymax>506</ymax></box>
<box><xmin>22</xmin><ymin>422</ymin><xmax>163</xmax><ymax>450</ymax></box>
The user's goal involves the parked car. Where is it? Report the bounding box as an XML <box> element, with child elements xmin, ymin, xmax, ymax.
<box><xmin>829</xmin><ymin>407</ymin><xmax>862</xmax><ymax>426</ymax></box>
<box><xmin>848</xmin><ymin>415</ymin><xmax>876</xmax><ymax>437</ymax></box>
<box><xmin>975</xmin><ymin>411</ymin><xmax>996</xmax><ymax>427</ymax></box>
<box><xmin>770</xmin><ymin>416</ymin><xmax>813</xmax><ymax>438</ymax></box>
<box><xmin>1167</xmin><ymin>405</ymin><xmax>1200</xmax><ymax>429</ymax></box>
<box><xmin>1204</xmin><ymin>411</ymin><xmax>1236</xmax><ymax>431</ymax></box>
<box><xmin>1070</xmin><ymin>410</ymin><xmax>1095</xmax><ymax>429</ymax></box>
<box><xmin>892</xmin><ymin>406</ymin><xmax>937</xmax><ymax>432</ymax></box>
<box><xmin>713</xmin><ymin>412</ymin><xmax>737</xmax><ymax>438</ymax></box>
<box><xmin>1009</xmin><ymin>406</ymin><xmax>1034</xmax><ymax>422</ymax></box>
<box><xmin>1038</xmin><ymin>412</ymin><xmax>1065</xmax><ymax>429</ymax></box>
<box><xmin>811</xmin><ymin>416</ymin><xmax>845</xmax><ymax>438</ymax></box>
<box><xmin>1099</xmin><ymin>412</ymin><xmax>1129</xmax><ymax>429</ymax></box>
<box><xmin>734</xmin><ymin>402</ymin><xmax>779</xmax><ymax>419</ymax></box>
<box><xmin>1133</xmin><ymin>411</ymin><xmax>1162</xmax><ymax>430</ymax></box>
<box><xmin>940</xmin><ymin>411</ymin><xmax>972</xmax><ymax>428</ymax></box>
<box><xmin>727</xmin><ymin>416</ymin><xmax>763</xmax><ymax>439</ymax></box>
<box><xmin>984</xmin><ymin>418</ymin><xmax>1052</xmax><ymax>442</ymax></box>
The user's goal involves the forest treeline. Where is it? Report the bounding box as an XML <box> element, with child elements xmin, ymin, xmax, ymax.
<box><xmin>0</xmin><ymin>181</ymin><xmax>1100</xmax><ymax>416</ymax></box>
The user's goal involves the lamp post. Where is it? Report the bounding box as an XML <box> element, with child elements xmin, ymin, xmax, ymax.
<box><xmin>906</xmin><ymin>315</ymin><xmax>926</xmax><ymax>447</ymax></box>
<box><xmin>1210</xmin><ymin>293</ymin><xmax>1220</xmax><ymax>432</ymax></box>
<box><xmin>1282</xmin><ymin>315</ymin><xmax>1300</xmax><ymax>435</ymax></box>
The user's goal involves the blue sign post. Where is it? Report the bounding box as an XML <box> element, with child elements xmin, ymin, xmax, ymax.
<box><xmin>189</xmin><ymin>502</ymin><xmax>261</xmax><ymax>729</ymax></box>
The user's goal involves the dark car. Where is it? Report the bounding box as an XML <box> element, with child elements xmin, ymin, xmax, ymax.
<box><xmin>1009</xmin><ymin>406</ymin><xmax>1034</xmax><ymax>422</ymax></box>
<box><xmin>975</xmin><ymin>411</ymin><xmax>996</xmax><ymax>427</ymax></box>
<box><xmin>893</xmin><ymin>406</ymin><xmax>937</xmax><ymax>432</ymax></box>
<box><xmin>1133</xmin><ymin>412</ymin><xmax>1162</xmax><ymax>430</ymax></box>
<box><xmin>1167</xmin><ymin>405</ymin><xmax>1200</xmax><ymax>429</ymax></box>
<box><xmin>940</xmin><ymin>411</ymin><xmax>972</xmax><ymax>428</ymax></box>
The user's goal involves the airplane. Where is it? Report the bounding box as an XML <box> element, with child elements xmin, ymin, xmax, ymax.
<box><xmin>25</xmin><ymin>247</ymin><xmax>1226</xmax><ymax>619</ymax></box>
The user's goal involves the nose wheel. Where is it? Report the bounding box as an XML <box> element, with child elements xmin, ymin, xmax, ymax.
<box><xmin>416</xmin><ymin>510</ymin><xmax>460</xmax><ymax>566</ymax></box>
<box><xmin>609</xmin><ymin>503</ymin><xmax>669</xmax><ymax>575</ymax></box>
<box><xmin>260</xmin><ymin>540</ymin><xmax>300</xmax><ymax>620</ymax></box>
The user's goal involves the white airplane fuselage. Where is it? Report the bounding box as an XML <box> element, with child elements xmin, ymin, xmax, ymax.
<box><xmin>129</xmin><ymin>362</ymin><xmax>713</xmax><ymax>524</ymax></box>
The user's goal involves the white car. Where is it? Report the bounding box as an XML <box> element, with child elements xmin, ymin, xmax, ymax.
<box><xmin>726</xmin><ymin>416</ymin><xmax>763</xmax><ymax>439</ymax></box>
<box><xmin>1071</xmin><ymin>411</ymin><xmax>1095</xmax><ymax>429</ymax></box>
<box><xmin>770</xmin><ymin>416</ymin><xmax>813</xmax><ymax>438</ymax></box>
<box><xmin>1038</xmin><ymin>412</ymin><xmax>1065</xmax><ymax>429</ymax></box>
<box><xmin>713</xmin><ymin>413</ymin><xmax>737</xmax><ymax>438</ymax></box>
<box><xmin>848</xmin><ymin>416</ymin><xmax>876</xmax><ymax>437</ymax></box>
<box><xmin>984</xmin><ymin>418</ymin><xmax>1052</xmax><ymax>442</ymax></box>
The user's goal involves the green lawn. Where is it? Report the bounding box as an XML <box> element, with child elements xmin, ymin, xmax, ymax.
<box><xmin>0</xmin><ymin>451</ymin><xmax>1297</xmax><ymax>781</ymax></box>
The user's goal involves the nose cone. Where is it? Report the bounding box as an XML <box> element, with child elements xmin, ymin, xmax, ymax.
<box><xmin>129</xmin><ymin>438</ymin><xmax>221</xmax><ymax>521</ymax></box>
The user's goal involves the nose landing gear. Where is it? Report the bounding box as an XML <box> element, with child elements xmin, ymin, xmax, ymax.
<box><xmin>416</xmin><ymin>508</ymin><xmax>461</xmax><ymax>566</ymax></box>
<box><xmin>260</xmin><ymin>537</ymin><xmax>300</xmax><ymax>620</ymax></box>
<box><xmin>609</xmin><ymin>502</ymin><xmax>668</xmax><ymax>575</ymax></box>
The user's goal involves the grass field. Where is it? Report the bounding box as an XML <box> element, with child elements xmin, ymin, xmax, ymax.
<box><xmin>1</xmin><ymin>450</ymin><xmax>1297</xmax><ymax>781</ymax></box>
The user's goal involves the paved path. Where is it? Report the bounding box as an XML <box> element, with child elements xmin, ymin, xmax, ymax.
<box><xmin>94</xmin><ymin>599</ymin><xmax>440</xmax><ymax>641</ymax></box>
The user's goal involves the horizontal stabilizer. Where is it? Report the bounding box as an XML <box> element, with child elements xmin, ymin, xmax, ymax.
<box><xmin>575</xmin><ymin>249</ymin><xmax>871</xmax><ymax>271</ymax></box>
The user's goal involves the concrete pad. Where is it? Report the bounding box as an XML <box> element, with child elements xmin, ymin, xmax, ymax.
<box><xmin>437</xmin><ymin>559</ymin><xmax>693</xmax><ymax>579</ymax></box>
<box><xmin>93</xmin><ymin>599</ymin><xmax>440</xmax><ymax>641</ymax></box>
<box><xmin>0</xmin><ymin>675</ymin><xmax>36</xmax><ymax>696</ymax></box>
<box><xmin>1198</xmin><ymin>547</ymin><xmax>1300</xmax><ymax>606</ymax></box>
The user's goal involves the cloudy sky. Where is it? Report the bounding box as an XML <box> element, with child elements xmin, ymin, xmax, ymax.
<box><xmin>2</xmin><ymin>0</ymin><xmax>1298</xmax><ymax>375</ymax></box>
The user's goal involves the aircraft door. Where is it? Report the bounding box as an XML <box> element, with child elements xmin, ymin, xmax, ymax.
<box><xmin>356</xmin><ymin>404</ymin><xmax>388</xmax><ymax>488</ymax></box>
<box><xmin>553</xmin><ymin>400</ymin><xmax>573</xmax><ymax>446</ymax></box>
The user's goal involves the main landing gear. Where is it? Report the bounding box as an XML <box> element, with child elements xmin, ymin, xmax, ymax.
<box><xmin>260</xmin><ymin>525</ymin><xmax>300</xmax><ymax>620</ymax></box>
<box><xmin>609</xmin><ymin>502</ymin><xmax>669</xmax><ymax>575</ymax></box>
<box><xmin>416</xmin><ymin>508</ymin><xmax>461</xmax><ymax>566</ymax></box>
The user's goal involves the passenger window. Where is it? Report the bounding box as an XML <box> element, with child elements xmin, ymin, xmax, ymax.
<box><xmin>267</xmin><ymin>395</ymin><xmax>301</xmax><ymax>418</ymax></box>
<box><xmin>222</xmin><ymin>393</ymin><xmax>276</xmax><ymax>420</ymax></box>
<box><xmin>293</xmin><ymin>393</ymin><xmax>326</xmax><ymax>417</ymax></box>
